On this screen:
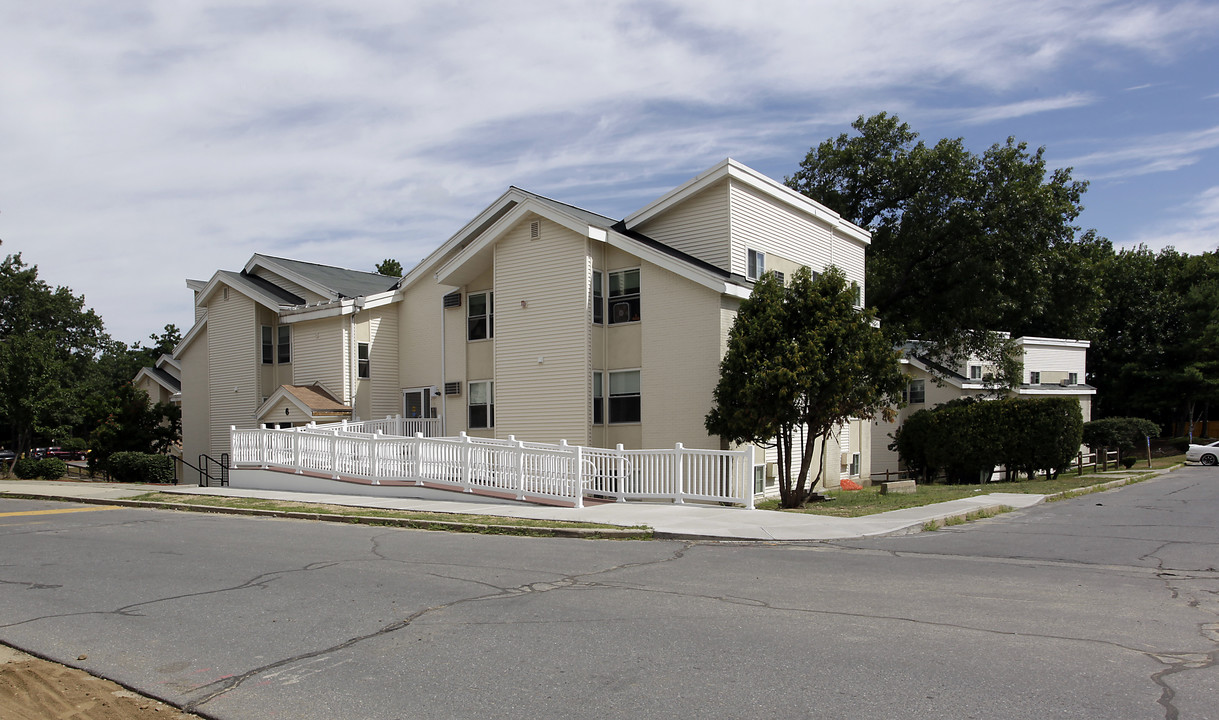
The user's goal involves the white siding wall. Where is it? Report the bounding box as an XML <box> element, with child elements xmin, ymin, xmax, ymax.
<box><xmin>493</xmin><ymin>218</ymin><xmax>589</xmax><ymax>444</ymax></box>
<box><xmin>728</xmin><ymin>180</ymin><xmax>867</xmax><ymax>290</ymax></box>
<box><xmin>206</xmin><ymin>293</ymin><xmax>257</xmax><ymax>457</ymax></box>
<box><xmin>399</xmin><ymin>281</ymin><xmax>449</xmax><ymax>426</ymax></box>
<box><xmin>368</xmin><ymin>305</ymin><xmax>400</xmax><ymax>419</ymax></box>
<box><xmin>640</xmin><ymin>260</ymin><xmax>723</xmax><ymax>449</ymax></box>
<box><xmin>292</xmin><ymin>316</ymin><xmax>347</xmax><ymax>402</ymax></box>
<box><xmin>179</xmin><ymin>325</ymin><xmax>210</xmax><ymax>463</ymax></box>
<box><xmin>633</xmin><ymin>180</ymin><xmax>731</xmax><ymax>270</ymax></box>
<box><xmin>1022</xmin><ymin>342</ymin><xmax>1087</xmax><ymax>382</ymax></box>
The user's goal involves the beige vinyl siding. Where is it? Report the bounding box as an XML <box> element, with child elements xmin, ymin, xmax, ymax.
<box><xmin>206</xmin><ymin>292</ymin><xmax>257</xmax><ymax>457</ymax></box>
<box><xmin>367</xmin><ymin>305</ymin><xmax>400</xmax><ymax>419</ymax></box>
<box><xmin>493</xmin><ymin>217</ymin><xmax>589</xmax><ymax>444</ymax></box>
<box><xmin>1022</xmin><ymin>343</ymin><xmax>1087</xmax><ymax>382</ymax></box>
<box><xmin>639</xmin><ymin>260</ymin><xmax>722</xmax><ymax>449</ymax></box>
<box><xmin>398</xmin><ymin>282</ymin><xmax>450</xmax><ymax>426</ymax></box>
<box><xmin>179</xmin><ymin>324</ymin><xmax>210</xmax><ymax>464</ymax></box>
<box><xmin>633</xmin><ymin>179</ymin><xmax>731</xmax><ymax>271</ymax></box>
<box><xmin>729</xmin><ymin>180</ymin><xmax>867</xmax><ymax>289</ymax></box>
<box><xmin>248</xmin><ymin>268</ymin><xmax>328</xmax><ymax>304</ymax></box>
<box><xmin>292</xmin><ymin>316</ymin><xmax>348</xmax><ymax>402</ymax></box>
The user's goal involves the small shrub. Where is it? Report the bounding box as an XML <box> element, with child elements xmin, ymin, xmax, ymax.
<box><xmin>13</xmin><ymin>458</ymin><xmax>39</xmax><ymax>479</ymax></box>
<box><xmin>1121</xmin><ymin>456</ymin><xmax>1137</xmax><ymax>469</ymax></box>
<box><xmin>34</xmin><ymin>457</ymin><xmax>67</xmax><ymax>479</ymax></box>
<box><xmin>107</xmin><ymin>452</ymin><xmax>174</xmax><ymax>483</ymax></box>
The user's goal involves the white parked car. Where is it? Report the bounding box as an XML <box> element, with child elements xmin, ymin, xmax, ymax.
<box><xmin>1186</xmin><ymin>440</ymin><xmax>1219</xmax><ymax>466</ymax></box>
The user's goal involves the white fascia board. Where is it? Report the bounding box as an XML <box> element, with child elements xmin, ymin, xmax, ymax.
<box><xmin>196</xmin><ymin>272</ymin><xmax>291</xmax><ymax>313</ymax></box>
<box><xmin>156</xmin><ymin>354</ymin><xmax>181</xmax><ymax>373</ymax></box>
<box><xmin>903</xmin><ymin>356</ymin><xmax>967</xmax><ymax>389</ymax></box>
<box><xmin>1018</xmin><ymin>386</ymin><xmax>1097</xmax><ymax>396</ymax></box>
<box><xmin>434</xmin><ymin>199</ymin><xmax>604</xmax><ymax>286</ymax></box>
<box><xmin>134</xmin><ymin>367</ymin><xmax>181</xmax><ymax>396</ymax></box>
<box><xmin>174</xmin><ymin>312</ymin><xmax>207</xmax><ymax>355</ymax></box>
<box><xmin>186</xmin><ymin>279</ymin><xmax>207</xmax><ymax>292</ymax></box>
<box><xmin>278</xmin><ymin>297</ymin><xmax>361</xmax><ymax>324</ymax></box>
<box><xmin>605</xmin><ymin>229</ymin><xmax>746</xmax><ymax>298</ymax></box>
<box><xmin>400</xmin><ymin>189</ymin><xmax>524</xmax><ymax>292</ymax></box>
<box><xmin>244</xmin><ymin>254</ymin><xmax>336</xmax><ymax>299</ymax></box>
<box><xmin>624</xmin><ymin>158</ymin><xmax>872</xmax><ymax>245</ymax></box>
<box><xmin>1014</xmin><ymin>336</ymin><xmax>1091</xmax><ymax>350</ymax></box>
<box><xmin>255</xmin><ymin>387</ymin><xmax>314</xmax><ymax>421</ymax></box>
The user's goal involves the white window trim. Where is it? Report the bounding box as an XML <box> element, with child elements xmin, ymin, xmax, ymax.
<box><xmin>747</xmin><ymin>249</ymin><xmax>765</xmax><ymax>281</ymax></box>
<box><xmin>277</xmin><ymin>325</ymin><xmax>291</xmax><ymax>364</ymax></box>
<box><xmin>467</xmin><ymin>290</ymin><xmax>493</xmax><ymax>341</ymax></box>
<box><xmin>468</xmin><ymin>379</ymin><xmax>494</xmax><ymax>429</ymax></box>
<box><xmin>607</xmin><ymin>268</ymin><xmax>641</xmax><ymax>325</ymax></box>
<box><xmin>591</xmin><ymin>270</ymin><xmax>604</xmax><ymax>325</ymax></box>
<box><xmin>357</xmin><ymin>342</ymin><xmax>370</xmax><ymax>379</ymax></box>
<box><xmin>592</xmin><ymin>370</ymin><xmax>604</xmax><ymax>425</ymax></box>
<box><xmin>608</xmin><ymin>368</ymin><xmax>641</xmax><ymax>424</ymax></box>
<box><xmin>261</xmin><ymin>325</ymin><xmax>273</xmax><ymax>365</ymax></box>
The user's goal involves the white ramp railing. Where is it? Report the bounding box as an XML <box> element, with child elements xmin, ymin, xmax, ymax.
<box><xmin>230</xmin><ymin>422</ymin><xmax>756</xmax><ymax>508</ymax></box>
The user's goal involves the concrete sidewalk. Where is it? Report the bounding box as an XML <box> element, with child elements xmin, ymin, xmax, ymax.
<box><xmin>0</xmin><ymin>467</ymin><xmax>1169</xmax><ymax>541</ymax></box>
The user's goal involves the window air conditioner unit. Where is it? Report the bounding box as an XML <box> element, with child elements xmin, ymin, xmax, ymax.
<box><xmin>611</xmin><ymin>302</ymin><xmax>632</xmax><ymax>324</ymax></box>
<box><xmin>1059</xmin><ymin>379</ymin><xmax>1069</xmax><ymax>387</ymax></box>
<box><xmin>444</xmin><ymin>382</ymin><xmax>461</xmax><ymax>396</ymax></box>
<box><xmin>443</xmin><ymin>292</ymin><xmax>462</xmax><ymax>309</ymax></box>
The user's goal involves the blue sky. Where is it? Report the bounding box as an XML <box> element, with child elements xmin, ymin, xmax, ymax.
<box><xmin>2</xmin><ymin>0</ymin><xmax>1217</xmax><ymax>344</ymax></box>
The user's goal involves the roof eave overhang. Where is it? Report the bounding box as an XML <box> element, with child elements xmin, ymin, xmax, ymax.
<box><xmin>623</xmin><ymin>158</ymin><xmax>872</xmax><ymax>245</ymax></box>
<box><xmin>133</xmin><ymin>367</ymin><xmax>180</xmax><ymax>395</ymax></box>
<box><xmin>244</xmin><ymin>254</ymin><xmax>337</xmax><ymax>300</ymax></box>
<box><xmin>605</xmin><ymin>229</ymin><xmax>750</xmax><ymax>298</ymax></box>
<box><xmin>175</xmin><ymin>312</ymin><xmax>208</xmax><ymax>355</ymax></box>
<box><xmin>399</xmin><ymin>189</ymin><xmax>525</xmax><ymax>292</ymax></box>
<box><xmin>434</xmin><ymin>199</ymin><xmax>609</xmax><ymax>287</ymax></box>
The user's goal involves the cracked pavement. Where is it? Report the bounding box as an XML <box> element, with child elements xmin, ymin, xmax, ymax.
<box><xmin>1</xmin><ymin>466</ymin><xmax>1217</xmax><ymax>719</ymax></box>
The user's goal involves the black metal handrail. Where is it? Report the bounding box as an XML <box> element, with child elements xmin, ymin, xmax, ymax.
<box><xmin>193</xmin><ymin>453</ymin><xmax>230</xmax><ymax>487</ymax></box>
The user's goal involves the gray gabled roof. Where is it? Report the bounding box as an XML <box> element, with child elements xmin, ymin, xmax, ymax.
<box><xmin>507</xmin><ymin>187</ymin><xmax>619</xmax><ymax>229</ymax></box>
<box><xmin>256</xmin><ymin>255</ymin><xmax>400</xmax><ymax>299</ymax></box>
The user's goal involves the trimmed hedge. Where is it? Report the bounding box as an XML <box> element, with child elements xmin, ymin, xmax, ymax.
<box><xmin>894</xmin><ymin>396</ymin><xmax>1084</xmax><ymax>482</ymax></box>
<box><xmin>107</xmin><ymin>452</ymin><xmax>174</xmax><ymax>484</ymax></box>
<box><xmin>13</xmin><ymin>457</ymin><xmax>67</xmax><ymax>480</ymax></box>
<box><xmin>1082</xmin><ymin>417</ymin><xmax>1160</xmax><ymax>455</ymax></box>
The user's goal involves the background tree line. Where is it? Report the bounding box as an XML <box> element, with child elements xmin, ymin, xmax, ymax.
<box><xmin>787</xmin><ymin>113</ymin><xmax>1219</xmax><ymax>436</ymax></box>
<box><xmin>0</xmin><ymin>251</ymin><xmax>180</xmax><ymax>467</ymax></box>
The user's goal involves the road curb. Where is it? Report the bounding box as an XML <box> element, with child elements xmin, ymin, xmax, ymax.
<box><xmin>0</xmin><ymin>492</ymin><xmax>653</xmax><ymax>540</ymax></box>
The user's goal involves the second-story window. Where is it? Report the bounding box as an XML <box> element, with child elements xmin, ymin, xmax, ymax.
<box><xmin>261</xmin><ymin>326</ymin><xmax>273</xmax><ymax>364</ymax></box>
<box><xmin>277</xmin><ymin>325</ymin><xmax>291</xmax><ymax>364</ymax></box>
<box><xmin>747</xmin><ymin>249</ymin><xmax>765</xmax><ymax>281</ymax></box>
<box><xmin>468</xmin><ymin>291</ymin><xmax>493</xmax><ymax>341</ymax></box>
<box><xmin>357</xmin><ymin>342</ymin><xmax>370</xmax><ymax>379</ymax></box>
<box><xmin>608</xmin><ymin>269</ymin><xmax>640</xmax><ymax>324</ymax></box>
<box><xmin>592</xmin><ymin>271</ymin><xmax>604</xmax><ymax>325</ymax></box>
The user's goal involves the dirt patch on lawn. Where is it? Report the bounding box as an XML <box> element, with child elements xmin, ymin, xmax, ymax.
<box><xmin>0</xmin><ymin>645</ymin><xmax>200</xmax><ymax>720</ymax></box>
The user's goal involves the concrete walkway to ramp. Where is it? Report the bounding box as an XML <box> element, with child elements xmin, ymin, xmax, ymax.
<box><xmin>0</xmin><ymin>466</ymin><xmax>1171</xmax><ymax>541</ymax></box>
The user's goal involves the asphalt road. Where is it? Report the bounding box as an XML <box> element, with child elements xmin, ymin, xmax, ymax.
<box><xmin>1</xmin><ymin>467</ymin><xmax>1216</xmax><ymax>719</ymax></box>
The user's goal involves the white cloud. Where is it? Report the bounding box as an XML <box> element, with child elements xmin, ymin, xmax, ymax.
<box><xmin>2</xmin><ymin>0</ymin><xmax>1218</xmax><ymax>341</ymax></box>
<box><xmin>1130</xmin><ymin>186</ymin><xmax>1219</xmax><ymax>254</ymax></box>
<box><xmin>950</xmin><ymin>93</ymin><xmax>1098</xmax><ymax>125</ymax></box>
<box><xmin>1063</xmin><ymin>126</ymin><xmax>1219</xmax><ymax>179</ymax></box>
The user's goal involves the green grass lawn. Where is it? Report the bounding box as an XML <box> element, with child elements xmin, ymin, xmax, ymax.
<box><xmin>756</xmin><ymin>454</ymin><xmax>1183</xmax><ymax>518</ymax></box>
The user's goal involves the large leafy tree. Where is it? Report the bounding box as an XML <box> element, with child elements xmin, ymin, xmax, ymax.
<box><xmin>786</xmin><ymin>113</ymin><xmax>1102</xmax><ymax>382</ymax></box>
<box><xmin>706</xmin><ymin>267</ymin><xmax>906</xmax><ymax>508</ymax></box>
<box><xmin>0</xmin><ymin>253</ymin><xmax>105</xmax><ymax>455</ymax></box>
